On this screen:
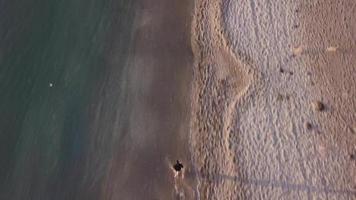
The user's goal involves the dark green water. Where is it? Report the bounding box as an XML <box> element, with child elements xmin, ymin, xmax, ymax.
<box><xmin>0</xmin><ymin>0</ymin><xmax>137</xmax><ymax>199</ymax></box>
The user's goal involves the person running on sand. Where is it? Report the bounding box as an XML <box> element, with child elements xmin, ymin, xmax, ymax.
<box><xmin>173</xmin><ymin>160</ymin><xmax>184</xmax><ymax>178</ymax></box>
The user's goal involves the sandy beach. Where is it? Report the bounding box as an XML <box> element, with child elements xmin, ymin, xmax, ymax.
<box><xmin>1</xmin><ymin>0</ymin><xmax>355</xmax><ymax>199</ymax></box>
<box><xmin>190</xmin><ymin>0</ymin><xmax>356</xmax><ymax>199</ymax></box>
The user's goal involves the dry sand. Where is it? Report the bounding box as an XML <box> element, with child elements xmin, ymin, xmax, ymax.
<box><xmin>190</xmin><ymin>0</ymin><xmax>356</xmax><ymax>199</ymax></box>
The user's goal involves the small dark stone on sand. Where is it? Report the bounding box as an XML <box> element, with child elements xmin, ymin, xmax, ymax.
<box><xmin>350</xmin><ymin>154</ymin><xmax>355</xmax><ymax>160</ymax></box>
<box><xmin>289</xmin><ymin>71</ymin><xmax>294</xmax><ymax>75</ymax></box>
<box><xmin>305</xmin><ymin>122</ymin><xmax>313</xmax><ymax>130</ymax></box>
<box><xmin>279</xmin><ymin>68</ymin><xmax>284</xmax><ymax>73</ymax></box>
<box><xmin>293</xmin><ymin>24</ymin><xmax>299</xmax><ymax>29</ymax></box>
<box><xmin>173</xmin><ymin>160</ymin><xmax>184</xmax><ymax>172</ymax></box>
<box><xmin>313</xmin><ymin>101</ymin><xmax>325</xmax><ymax>111</ymax></box>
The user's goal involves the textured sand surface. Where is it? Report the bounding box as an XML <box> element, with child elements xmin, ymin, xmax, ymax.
<box><xmin>190</xmin><ymin>0</ymin><xmax>356</xmax><ymax>199</ymax></box>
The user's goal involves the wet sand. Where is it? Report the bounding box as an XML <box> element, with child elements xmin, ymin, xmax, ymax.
<box><xmin>190</xmin><ymin>0</ymin><xmax>356</xmax><ymax>199</ymax></box>
<box><xmin>101</xmin><ymin>0</ymin><xmax>195</xmax><ymax>199</ymax></box>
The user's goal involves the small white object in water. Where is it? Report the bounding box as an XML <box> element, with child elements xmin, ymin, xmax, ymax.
<box><xmin>49</xmin><ymin>83</ymin><xmax>54</xmax><ymax>87</ymax></box>
<box><xmin>326</xmin><ymin>46</ymin><xmax>337</xmax><ymax>52</ymax></box>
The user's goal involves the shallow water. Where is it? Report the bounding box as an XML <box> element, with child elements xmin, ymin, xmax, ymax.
<box><xmin>0</xmin><ymin>1</ymin><xmax>139</xmax><ymax>199</ymax></box>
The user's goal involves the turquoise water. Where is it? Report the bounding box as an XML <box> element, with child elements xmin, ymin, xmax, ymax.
<box><xmin>0</xmin><ymin>1</ymin><xmax>137</xmax><ymax>199</ymax></box>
